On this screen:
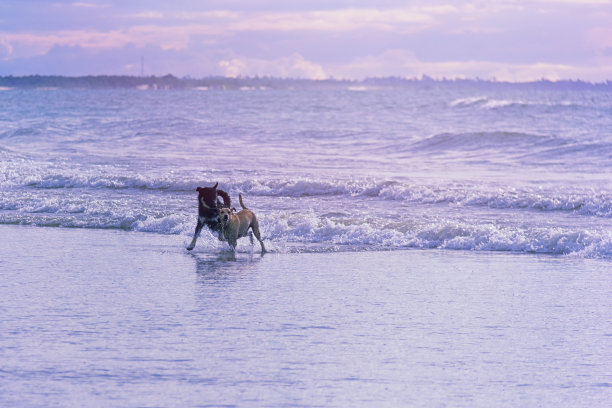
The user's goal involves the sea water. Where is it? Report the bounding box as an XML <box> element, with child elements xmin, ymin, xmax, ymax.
<box><xmin>1</xmin><ymin>83</ymin><xmax>611</xmax><ymax>256</ymax></box>
<box><xmin>1</xmin><ymin>83</ymin><xmax>611</xmax><ymax>407</ymax></box>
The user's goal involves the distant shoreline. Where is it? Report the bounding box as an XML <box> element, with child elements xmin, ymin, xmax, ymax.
<box><xmin>0</xmin><ymin>74</ymin><xmax>610</xmax><ymax>91</ymax></box>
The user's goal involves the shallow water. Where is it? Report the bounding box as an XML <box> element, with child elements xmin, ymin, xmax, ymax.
<box><xmin>1</xmin><ymin>226</ymin><xmax>610</xmax><ymax>407</ymax></box>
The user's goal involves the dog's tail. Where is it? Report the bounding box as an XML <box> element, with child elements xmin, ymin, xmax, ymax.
<box><xmin>217</xmin><ymin>189</ymin><xmax>231</xmax><ymax>208</ymax></box>
<box><xmin>239</xmin><ymin>194</ymin><xmax>248</xmax><ymax>209</ymax></box>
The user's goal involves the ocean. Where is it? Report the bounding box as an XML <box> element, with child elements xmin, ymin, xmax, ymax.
<box><xmin>1</xmin><ymin>82</ymin><xmax>611</xmax><ymax>407</ymax></box>
<box><xmin>1</xmin><ymin>83</ymin><xmax>611</xmax><ymax>256</ymax></box>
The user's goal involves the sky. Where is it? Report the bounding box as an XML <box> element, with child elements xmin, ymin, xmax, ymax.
<box><xmin>1</xmin><ymin>0</ymin><xmax>611</xmax><ymax>81</ymax></box>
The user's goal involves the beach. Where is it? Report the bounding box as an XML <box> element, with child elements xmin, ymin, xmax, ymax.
<box><xmin>1</xmin><ymin>224</ymin><xmax>609</xmax><ymax>407</ymax></box>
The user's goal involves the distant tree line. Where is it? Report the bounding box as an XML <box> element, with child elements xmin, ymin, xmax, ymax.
<box><xmin>0</xmin><ymin>74</ymin><xmax>610</xmax><ymax>90</ymax></box>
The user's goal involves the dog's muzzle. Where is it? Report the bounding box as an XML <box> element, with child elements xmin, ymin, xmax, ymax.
<box><xmin>200</xmin><ymin>197</ymin><xmax>217</xmax><ymax>210</ymax></box>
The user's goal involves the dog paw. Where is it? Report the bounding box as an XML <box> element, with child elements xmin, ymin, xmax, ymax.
<box><xmin>186</xmin><ymin>245</ymin><xmax>194</xmax><ymax>251</ymax></box>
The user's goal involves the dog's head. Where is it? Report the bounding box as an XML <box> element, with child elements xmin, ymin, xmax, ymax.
<box><xmin>196</xmin><ymin>182</ymin><xmax>219</xmax><ymax>210</ymax></box>
<box><xmin>218</xmin><ymin>207</ymin><xmax>232</xmax><ymax>226</ymax></box>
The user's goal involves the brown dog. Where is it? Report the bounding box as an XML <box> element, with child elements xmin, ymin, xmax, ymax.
<box><xmin>218</xmin><ymin>194</ymin><xmax>266</xmax><ymax>253</ymax></box>
<box><xmin>186</xmin><ymin>182</ymin><xmax>231</xmax><ymax>251</ymax></box>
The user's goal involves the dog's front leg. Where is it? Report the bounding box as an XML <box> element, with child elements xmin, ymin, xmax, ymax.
<box><xmin>228</xmin><ymin>238</ymin><xmax>238</xmax><ymax>252</ymax></box>
<box><xmin>187</xmin><ymin>219</ymin><xmax>203</xmax><ymax>250</ymax></box>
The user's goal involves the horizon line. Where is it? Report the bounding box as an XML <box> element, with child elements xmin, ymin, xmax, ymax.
<box><xmin>1</xmin><ymin>73</ymin><xmax>611</xmax><ymax>85</ymax></box>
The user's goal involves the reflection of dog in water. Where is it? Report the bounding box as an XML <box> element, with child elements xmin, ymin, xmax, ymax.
<box><xmin>187</xmin><ymin>182</ymin><xmax>231</xmax><ymax>251</ymax></box>
<box><xmin>218</xmin><ymin>194</ymin><xmax>266</xmax><ymax>254</ymax></box>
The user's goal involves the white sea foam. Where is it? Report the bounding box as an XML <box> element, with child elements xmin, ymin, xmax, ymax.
<box><xmin>4</xmin><ymin>174</ymin><xmax>612</xmax><ymax>219</ymax></box>
<box><xmin>376</xmin><ymin>183</ymin><xmax>612</xmax><ymax>217</ymax></box>
<box><xmin>135</xmin><ymin>214</ymin><xmax>191</xmax><ymax>235</ymax></box>
<box><xmin>3</xmin><ymin>194</ymin><xmax>611</xmax><ymax>257</ymax></box>
<box><xmin>254</xmin><ymin>212</ymin><xmax>612</xmax><ymax>257</ymax></box>
<box><xmin>449</xmin><ymin>96</ymin><xmax>585</xmax><ymax>110</ymax></box>
<box><xmin>449</xmin><ymin>96</ymin><xmax>488</xmax><ymax>107</ymax></box>
<box><xmin>21</xmin><ymin>173</ymin><xmax>189</xmax><ymax>190</ymax></box>
<box><xmin>237</xmin><ymin>179</ymin><xmax>612</xmax><ymax>219</ymax></box>
<box><xmin>482</xmin><ymin>99</ymin><xmax>519</xmax><ymax>109</ymax></box>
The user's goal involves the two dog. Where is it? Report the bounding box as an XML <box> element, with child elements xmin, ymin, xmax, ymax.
<box><xmin>186</xmin><ymin>183</ymin><xmax>266</xmax><ymax>253</ymax></box>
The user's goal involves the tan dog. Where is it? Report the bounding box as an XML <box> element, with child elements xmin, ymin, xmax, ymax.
<box><xmin>218</xmin><ymin>194</ymin><xmax>266</xmax><ymax>253</ymax></box>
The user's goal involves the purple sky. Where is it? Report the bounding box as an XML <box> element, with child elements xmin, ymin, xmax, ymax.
<box><xmin>1</xmin><ymin>0</ymin><xmax>611</xmax><ymax>81</ymax></box>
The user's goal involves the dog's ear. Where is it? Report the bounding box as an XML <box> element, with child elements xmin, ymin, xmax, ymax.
<box><xmin>212</xmin><ymin>182</ymin><xmax>218</xmax><ymax>189</ymax></box>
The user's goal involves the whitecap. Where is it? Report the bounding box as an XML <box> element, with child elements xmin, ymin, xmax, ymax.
<box><xmin>449</xmin><ymin>96</ymin><xmax>488</xmax><ymax>107</ymax></box>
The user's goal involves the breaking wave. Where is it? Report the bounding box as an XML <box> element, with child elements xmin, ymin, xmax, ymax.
<box><xmin>260</xmin><ymin>212</ymin><xmax>612</xmax><ymax>258</ymax></box>
<box><xmin>374</xmin><ymin>183</ymin><xmax>612</xmax><ymax>218</ymax></box>
<box><xmin>3</xmin><ymin>175</ymin><xmax>612</xmax><ymax>218</ymax></box>
<box><xmin>2</xmin><ymin>174</ymin><xmax>612</xmax><ymax>258</ymax></box>
<box><xmin>21</xmin><ymin>173</ymin><xmax>191</xmax><ymax>190</ymax></box>
<box><xmin>3</xmin><ymin>171</ymin><xmax>612</xmax><ymax>258</ymax></box>
<box><xmin>449</xmin><ymin>96</ymin><xmax>582</xmax><ymax>110</ymax></box>
<box><xmin>2</xmin><ymin>207</ymin><xmax>610</xmax><ymax>258</ymax></box>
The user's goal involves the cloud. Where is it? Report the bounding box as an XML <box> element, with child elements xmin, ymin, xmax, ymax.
<box><xmin>0</xmin><ymin>5</ymin><xmax>453</xmax><ymax>62</ymax></box>
<box><xmin>129</xmin><ymin>11</ymin><xmax>165</xmax><ymax>19</ymax></box>
<box><xmin>587</xmin><ymin>27</ymin><xmax>612</xmax><ymax>53</ymax></box>
<box><xmin>71</xmin><ymin>2</ymin><xmax>110</xmax><ymax>8</ymax></box>
<box><xmin>1</xmin><ymin>30</ymin><xmax>133</xmax><ymax>59</ymax></box>
<box><xmin>224</xmin><ymin>8</ymin><xmax>436</xmax><ymax>32</ymax></box>
<box><xmin>538</xmin><ymin>0</ymin><xmax>611</xmax><ymax>4</ymax></box>
<box><xmin>0</xmin><ymin>6</ymin><xmax>443</xmax><ymax>60</ymax></box>
<box><xmin>0</xmin><ymin>23</ymin><xmax>217</xmax><ymax>59</ymax></box>
<box><xmin>327</xmin><ymin>49</ymin><xmax>612</xmax><ymax>81</ymax></box>
<box><xmin>0</xmin><ymin>36</ymin><xmax>13</xmax><ymax>59</ymax></box>
<box><xmin>326</xmin><ymin>49</ymin><xmax>419</xmax><ymax>79</ymax></box>
<box><xmin>219</xmin><ymin>53</ymin><xmax>328</xmax><ymax>79</ymax></box>
<box><xmin>131</xmin><ymin>6</ymin><xmax>452</xmax><ymax>30</ymax></box>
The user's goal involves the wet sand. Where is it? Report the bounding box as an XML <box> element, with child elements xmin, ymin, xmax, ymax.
<box><xmin>1</xmin><ymin>225</ymin><xmax>610</xmax><ymax>407</ymax></box>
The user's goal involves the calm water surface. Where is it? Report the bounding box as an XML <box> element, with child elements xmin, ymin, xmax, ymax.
<box><xmin>1</xmin><ymin>226</ymin><xmax>609</xmax><ymax>407</ymax></box>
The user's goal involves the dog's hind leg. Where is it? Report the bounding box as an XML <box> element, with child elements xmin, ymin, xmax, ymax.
<box><xmin>187</xmin><ymin>219</ymin><xmax>203</xmax><ymax>250</ymax></box>
<box><xmin>250</xmin><ymin>219</ymin><xmax>266</xmax><ymax>253</ymax></box>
